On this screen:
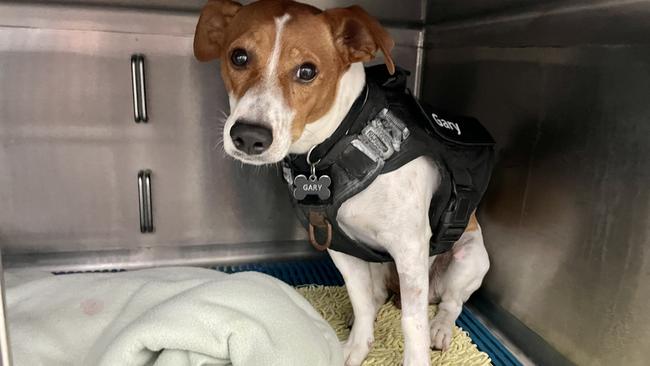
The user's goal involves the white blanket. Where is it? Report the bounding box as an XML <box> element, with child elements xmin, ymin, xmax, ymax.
<box><xmin>5</xmin><ymin>267</ymin><xmax>343</xmax><ymax>366</ymax></box>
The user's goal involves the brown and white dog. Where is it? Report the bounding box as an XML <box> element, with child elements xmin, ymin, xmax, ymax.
<box><xmin>193</xmin><ymin>1</ymin><xmax>490</xmax><ymax>365</ymax></box>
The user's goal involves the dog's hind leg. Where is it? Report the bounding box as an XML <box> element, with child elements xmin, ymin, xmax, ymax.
<box><xmin>329</xmin><ymin>250</ymin><xmax>381</xmax><ymax>366</ymax></box>
<box><xmin>369</xmin><ymin>263</ymin><xmax>391</xmax><ymax>309</ymax></box>
<box><xmin>429</xmin><ymin>220</ymin><xmax>489</xmax><ymax>350</ymax></box>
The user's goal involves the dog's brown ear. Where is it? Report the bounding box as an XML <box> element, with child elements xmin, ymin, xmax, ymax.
<box><xmin>194</xmin><ymin>0</ymin><xmax>242</xmax><ymax>62</ymax></box>
<box><xmin>323</xmin><ymin>6</ymin><xmax>395</xmax><ymax>75</ymax></box>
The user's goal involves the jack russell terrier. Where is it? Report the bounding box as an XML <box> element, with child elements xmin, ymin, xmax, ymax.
<box><xmin>193</xmin><ymin>1</ymin><xmax>495</xmax><ymax>365</ymax></box>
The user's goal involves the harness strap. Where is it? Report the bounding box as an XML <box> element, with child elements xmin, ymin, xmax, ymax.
<box><xmin>287</xmin><ymin>86</ymin><xmax>369</xmax><ymax>173</ymax></box>
<box><xmin>432</xmin><ymin>168</ymin><xmax>475</xmax><ymax>248</ymax></box>
<box><xmin>284</xmin><ymin>65</ymin><xmax>495</xmax><ymax>263</ymax></box>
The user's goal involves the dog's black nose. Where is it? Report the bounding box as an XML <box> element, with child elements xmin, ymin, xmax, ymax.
<box><xmin>230</xmin><ymin>121</ymin><xmax>273</xmax><ymax>155</ymax></box>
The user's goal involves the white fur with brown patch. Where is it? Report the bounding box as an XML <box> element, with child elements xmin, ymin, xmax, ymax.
<box><xmin>194</xmin><ymin>2</ymin><xmax>490</xmax><ymax>365</ymax></box>
<box><xmin>223</xmin><ymin>14</ymin><xmax>295</xmax><ymax>165</ymax></box>
<box><xmin>222</xmin><ymin>26</ymin><xmax>488</xmax><ymax>366</ymax></box>
<box><xmin>289</xmin><ymin>62</ymin><xmax>366</xmax><ymax>154</ymax></box>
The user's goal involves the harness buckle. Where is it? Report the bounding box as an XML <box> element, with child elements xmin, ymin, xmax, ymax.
<box><xmin>434</xmin><ymin>185</ymin><xmax>474</xmax><ymax>245</ymax></box>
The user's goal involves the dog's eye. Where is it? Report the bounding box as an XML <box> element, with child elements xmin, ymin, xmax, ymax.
<box><xmin>296</xmin><ymin>63</ymin><xmax>318</xmax><ymax>82</ymax></box>
<box><xmin>230</xmin><ymin>49</ymin><xmax>249</xmax><ymax>67</ymax></box>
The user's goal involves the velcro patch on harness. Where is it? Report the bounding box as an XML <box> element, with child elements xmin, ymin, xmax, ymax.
<box><xmin>351</xmin><ymin>108</ymin><xmax>410</xmax><ymax>163</ymax></box>
<box><xmin>417</xmin><ymin>101</ymin><xmax>495</xmax><ymax>146</ymax></box>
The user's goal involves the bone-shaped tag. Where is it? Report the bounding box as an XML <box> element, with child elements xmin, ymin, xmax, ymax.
<box><xmin>293</xmin><ymin>174</ymin><xmax>331</xmax><ymax>200</ymax></box>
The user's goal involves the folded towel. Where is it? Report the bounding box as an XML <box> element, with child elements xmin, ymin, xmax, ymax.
<box><xmin>6</xmin><ymin>267</ymin><xmax>343</xmax><ymax>366</ymax></box>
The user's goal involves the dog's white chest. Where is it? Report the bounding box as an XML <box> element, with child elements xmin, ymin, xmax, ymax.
<box><xmin>335</xmin><ymin>156</ymin><xmax>440</xmax><ymax>253</ymax></box>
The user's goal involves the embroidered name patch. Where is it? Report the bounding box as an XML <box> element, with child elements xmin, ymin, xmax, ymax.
<box><xmin>432</xmin><ymin>112</ymin><xmax>461</xmax><ymax>136</ymax></box>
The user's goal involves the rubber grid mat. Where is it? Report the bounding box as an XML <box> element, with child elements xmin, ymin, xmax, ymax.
<box><xmin>214</xmin><ymin>256</ymin><xmax>522</xmax><ymax>366</ymax></box>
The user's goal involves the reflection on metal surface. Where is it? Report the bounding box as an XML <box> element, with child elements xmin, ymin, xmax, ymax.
<box><xmin>137</xmin><ymin>55</ymin><xmax>149</xmax><ymax>123</ymax></box>
<box><xmin>422</xmin><ymin>45</ymin><xmax>650</xmax><ymax>366</ymax></box>
<box><xmin>0</xmin><ymin>250</ymin><xmax>12</xmax><ymax>366</ymax></box>
<box><xmin>130</xmin><ymin>55</ymin><xmax>141</xmax><ymax>122</ymax></box>
<box><xmin>4</xmin><ymin>241</ymin><xmax>323</xmax><ymax>273</ymax></box>
<box><xmin>144</xmin><ymin>170</ymin><xmax>153</xmax><ymax>232</ymax></box>
<box><xmin>425</xmin><ymin>0</ymin><xmax>650</xmax><ymax>47</ymax></box>
<box><xmin>2</xmin><ymin>0</ymin><xmax>425</xmax><ymax>24</ymax></box>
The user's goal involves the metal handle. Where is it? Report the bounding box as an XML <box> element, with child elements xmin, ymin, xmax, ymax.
<box><xmin>137</xmin><ymin>55</ymin><xmax>148</xmax><ymax>122</ymax></box>
<box><xmin>137</xmin><ymin>170</ymin><xmax>154</xmax><ymax>233</ymax></box>
<box><xmin>144</xmin><ymin>170</ymin><xmax>153</xmax><ymax>232</ymax></box>
<box><xmin>137</xmin><ymin>171</ymin><xmax>146</xmax><ymax>232</ymax></box>
<box><xmin>130</xmin><ymin>55</ymin><xmax>141</xmax><ymax>123</ymax></box>
<box><xmin>130</xmin><ymin>54</ymin><xmax>148</xmax><ymax>123</ymax></box>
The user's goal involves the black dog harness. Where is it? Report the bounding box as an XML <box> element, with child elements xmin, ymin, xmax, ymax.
<box><xmin>282</xmin><ymin>65</ymin><xmax>495</xmax><ymax>262</ymax></box>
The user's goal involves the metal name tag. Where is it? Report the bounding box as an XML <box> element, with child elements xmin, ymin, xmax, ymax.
<box><xmin>293</xmin><ymin>174</ymin><xmax>331</xmax><ymax>200</ymax></box>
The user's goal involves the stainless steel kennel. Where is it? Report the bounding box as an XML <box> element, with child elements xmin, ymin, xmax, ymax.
<box><xmin>1</xmin><ymin>1</ymin><xmax>649</xmax><ymax>365</ymax></box>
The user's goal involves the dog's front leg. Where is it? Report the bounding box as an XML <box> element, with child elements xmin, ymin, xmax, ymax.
<box><xmin>392</xmin><ymin>246</ymin><xmax>431</xmax><ymax>366</ymax></box>
<box><xmin>329</xmin><ymin>249</ymin><xmax>380</xmax><ymax>366</ymax></box>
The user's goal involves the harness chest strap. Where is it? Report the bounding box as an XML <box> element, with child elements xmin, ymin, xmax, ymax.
<box><xmin>284</xmin><ymin>65</ymin><xmax>495</xmax><ymax>262</ymax></box>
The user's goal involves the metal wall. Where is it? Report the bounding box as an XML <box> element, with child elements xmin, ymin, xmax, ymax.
<box><xmin>421</xmin><ymin>1</ymin><xmax>650</xmax><ymax>365</ymax></box>
<box><xmin>8</xmin><ymin>0</ymin><xmax>426</xmax><ymax>24</ymax></box>
<box><xmin>0</xmin><ymin>1</ymin><xmax>424</xmax><ymax>271</ymax></box>
<box><xmin>3</xmin><ymin>1</ymin><xmax>650</xmax><ymax>364</ymax></box>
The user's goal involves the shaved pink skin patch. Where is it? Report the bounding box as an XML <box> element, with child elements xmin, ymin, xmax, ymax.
<box><xmin>80</xmin><ymin>299</ymin><xmax>104</xmax><ymax>316</ymax></box>
<box><xmin>453</xmin><ymin>247</ymin><xmax>467</xmax><ymax>261</ymax></box>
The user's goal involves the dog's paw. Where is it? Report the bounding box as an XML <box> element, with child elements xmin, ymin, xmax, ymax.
<box><xmin>430</xmin><ymin>318</ymin><xmax>454</xmax><ymax>351</ymax></box>
<box><xmin>343</xmin><ymin>337</ymin><xmax>373</xmax><ymax>366</ymax></box>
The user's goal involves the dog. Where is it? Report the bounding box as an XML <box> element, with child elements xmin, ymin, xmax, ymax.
<box><xmin>193</xmin><ymin>1</ymin><xmax>491</xmax><ymax>365</ymax></box>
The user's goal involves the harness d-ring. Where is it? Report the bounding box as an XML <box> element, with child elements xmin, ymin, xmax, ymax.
<box><xmin>306</xmin><ymin>145</ymin><xmax>319</xmax><ymax>165</ymax></box>
<box><xmin>306</xmin><ymin>145</ymin><xmax>321</xmax><ymax>179</ymax></box>
<box><xmin>308</xmin><ymin>221</ymin><xmax>332</xmax><ymax>251</ymax></box>
<box><xmin>307</xmin><ymin>210</ymin><xmax>332</xmax><ymax>251</ymax></box>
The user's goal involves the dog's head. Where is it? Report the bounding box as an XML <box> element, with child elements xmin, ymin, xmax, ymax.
<box><xmin>194</xmin><ymin>0</ymin><xmax>394</xmax><ymax>165</ymax></box>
